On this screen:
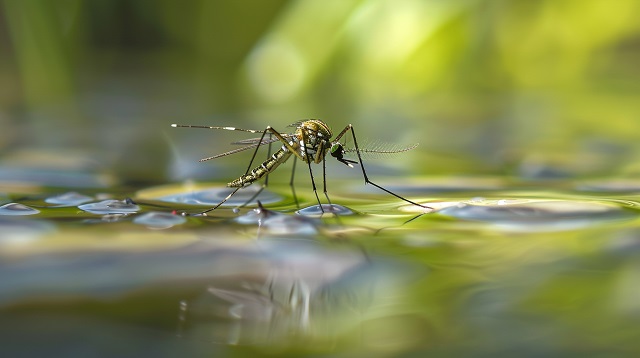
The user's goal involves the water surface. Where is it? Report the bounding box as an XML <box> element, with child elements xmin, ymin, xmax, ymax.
<box><xmin>2</xmin><ymin>175</ymin><xmax>640</xmax><ymax>356</ymax></box>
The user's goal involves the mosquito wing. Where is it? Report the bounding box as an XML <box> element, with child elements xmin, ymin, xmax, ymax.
<box><xmin>231</xmin><ymin>133</ymin><xmax>295</xmax><ymax>146</ymax></box>
<box><xmin>287</xmin><ymin>120</ymin><xmax>309</xmax><ymax>128</ymax></box>
<box><xmin>199</xmin><ymin>144</ymin><xmax>262</xmax><ymax>162</ymax></box>
<box><xmin>199</xmin><ymin>134</ymin><xmax>297</xmax><ymax>162</ymax></box>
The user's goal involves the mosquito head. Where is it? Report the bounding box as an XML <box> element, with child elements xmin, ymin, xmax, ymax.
<box><xmin>330</xmin><ymin>142</ymin><xmax>358</xmax><ymax>168</ymax></box>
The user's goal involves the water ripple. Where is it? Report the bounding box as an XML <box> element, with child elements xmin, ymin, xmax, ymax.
<box><xmin>45</xmin><ymin>191</ymin><xmax>93</xmax><ymax>206</ymax></box>
<box><xmin>437</xmin><ymin>198</ymin><xmax>634</xmax><ymax>232</ymax></box>
<box><xmin>0</xmin><ymin>203</ymin><xmax>40</xmax><ymax>216</ymax></box>
<box><xmin>237</xmin><ymin>205</ymin><xmax>318</xmax><ymax>235</ymax></box>
<box><xmin>0</xmin><ymin>217</ymin><xmax>54</xmax><ymax>243</ymax></box>
<box><xmin>296</xmin><ymin>204</ymin><xmax>353</xmax><ymax>216</ymax></box>
<box><xmin>577</xmin><ymin>179</ymin><xmax>640</xmax><ymax>192</ymax></box>
<box><xmin>133</xmin><ymin>212</ymin><xmax>186</xmax><ymax>229</ymax></box>
<box><xmin>78</xmin><ymin>199</ymin><xmax>140</xmax><ymax>214</ymax></box>
<box><xmin>157</xmin><ymin>186</ymin><xmax>281</xmax><ymax>206</ymax></box>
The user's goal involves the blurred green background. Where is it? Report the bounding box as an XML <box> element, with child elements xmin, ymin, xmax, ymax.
<box><xmin>1</xmin><ymin>0</ymin><xmax>640</xmax><ymax>185</ymax></box>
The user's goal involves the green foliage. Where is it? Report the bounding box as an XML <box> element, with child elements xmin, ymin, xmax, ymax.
<box><xmin>1</xmin><ymin>0</ymin><xmax>640</xmax><ymax>177</ymax></box>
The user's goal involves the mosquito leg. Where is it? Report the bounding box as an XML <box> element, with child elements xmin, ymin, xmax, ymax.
<box><xmin>306</xmin><ymin>158</ymin><xmax>324</xmax><ymax>212</ymax></box>
<box><xmin>301</xmin><ymin>130</ymin><xmax>324</xmax><ymax>212</ymax></box>
<box><xmin>235</xmin><ymin>184</ymin><xmax>266</xmax><ymax>211</ymax></box>
<box><xmin>242</xmin><ymin>128</ymin><xmax>271</xmax><ymax>175</ymax></box>
<box><xmin>322</xmin><ymin>155</ymin><xmax>333</xmax><ymax>208</ymax></box>
<box><xmin>266</xmin><ymin>133</ymin><xmax>273</xmax><ymax>186</ymax></box>
<box><xmin>236</xmin><ymin>133</ymin><xmax>273</xmax><ymax>210</ymax></box>
<box><xmin>236</xmin><ymin>126</ymin><xmax>310</xmax><ymax>210</ymax></box>
<box><xmin>193</xmin><ymin>187</ymin><xmax>241</xmax><ymax>216</ymax></box>
<box><xmin>190</xmin><ymin>128</ymin><xmax>273</xmax><ymax>216</ymax></box>
<box><xmin>289</xmin><ymin>157</ymin><xmax>300</xmax><ymax>208</ymax></box>
<box><xmin>341</xmin><ymin>124</ymin><xmax>432</xmax><ymax>210</ymax></box>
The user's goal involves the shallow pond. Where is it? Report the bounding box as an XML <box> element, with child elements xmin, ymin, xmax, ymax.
<box><xmin>2</xmin><ymin>174</ymin><xmax>640</xmax><ymax>357</ymax></box>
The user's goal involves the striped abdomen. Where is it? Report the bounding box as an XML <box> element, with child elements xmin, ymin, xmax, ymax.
<box><xmin>228</xmin><ymin>147</ymin><xmax>293</xmax><ymax>188</ymax></box>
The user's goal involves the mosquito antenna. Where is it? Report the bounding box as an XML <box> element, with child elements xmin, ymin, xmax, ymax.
<box><xmin>343</xmin><ymin>142</ymin><xmax>419</xmax><ymax>157</ymax></box>
<box><xmin>171</xmin><ymin>124</ymin><xmax>263</xmax><ymax>134</ymax></box>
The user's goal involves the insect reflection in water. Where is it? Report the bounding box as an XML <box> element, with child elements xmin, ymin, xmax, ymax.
<box><xmin>171</xmin><ymin>119</ymin><xmax>431</xmax><ymax>215</ymax></box>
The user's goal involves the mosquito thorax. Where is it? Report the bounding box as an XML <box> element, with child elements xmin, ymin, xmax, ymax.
<box><xmin>296</xmin><ymin>120</ymin><xmax>332</xmax><ymax>145</ymax></box>
<box><xmin>303</xmin><ymin>120</ymin><xmax>332</xmax><ymax>138</ymax></box>
<box><xmin>293</xmin><ymin>120</ymin><xmax>333</xmax><ymax>164</ymax></box>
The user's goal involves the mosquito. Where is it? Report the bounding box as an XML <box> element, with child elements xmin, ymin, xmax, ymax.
<box><xmin>171</xmin><ymin>119</ymin><xmax>431</xmax><ymax>215</ymax></box>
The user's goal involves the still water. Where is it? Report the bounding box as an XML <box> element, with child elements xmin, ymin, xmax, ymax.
<box><xmin>2</xmin><ymin>174</ymin><xmax>640</xmax><ymax>357</ymax></box>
